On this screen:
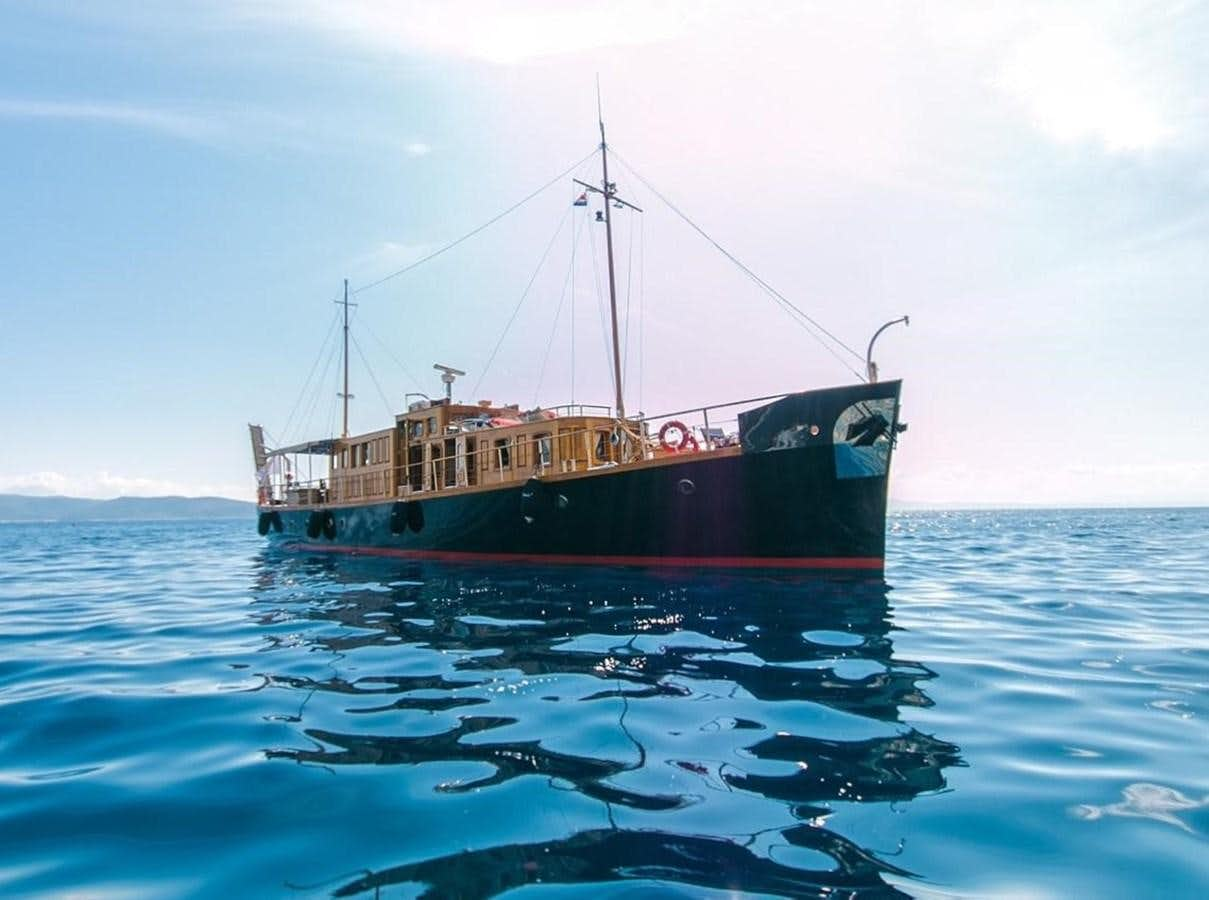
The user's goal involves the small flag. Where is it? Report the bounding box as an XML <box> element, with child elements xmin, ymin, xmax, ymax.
<box><xmin>573</xmin><ymin>192</ymin><xmax>588</xmax><ymax>207</ymax></box>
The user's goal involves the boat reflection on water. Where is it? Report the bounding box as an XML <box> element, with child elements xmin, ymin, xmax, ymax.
<box><xmin>252</xmin><ymin>551</ymin><xmax>962</xmax><ymax>898</ymax></box>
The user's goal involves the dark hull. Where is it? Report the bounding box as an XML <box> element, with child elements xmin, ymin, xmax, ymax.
<box><xmin>260</xmin><ymin>380</ymin><xmax>902</xmax><ymax>571</ymax></box>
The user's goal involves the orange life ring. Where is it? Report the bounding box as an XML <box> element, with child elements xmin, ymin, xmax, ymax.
<box><xmin>257</xmin><ymin>486</ymin><xmax>269</xmax><ymax>505</ymax></box>
<box><xmin>658</xmin><ymin>420</ymin><xmax>699</xmax><ymax>452</ymax></box>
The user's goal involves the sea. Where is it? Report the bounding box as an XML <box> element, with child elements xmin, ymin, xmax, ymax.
<box><xmin>1</xmin><ymin>509</ymin><xmax>1206</xmax><ymax>899</ymax></box>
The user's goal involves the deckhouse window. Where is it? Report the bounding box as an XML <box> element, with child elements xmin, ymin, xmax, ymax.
<box><xmin>535</xmin><ymin>433</ymin><xmax>552</xmax><ymax>468</ymax></box>
<box><xmin>443</xmin><ymin>438</ymin><xmax>457</xmax><ymax>487</ymax></box>
<box><xmin>407</xmin><ymin>444</ymin><xmax>423</xmax><ymax>490</ymax></box>
<box><xmin>493</xmin><ymin>438</ymin><xmax>511</xmax><ymax>469</ymax></box>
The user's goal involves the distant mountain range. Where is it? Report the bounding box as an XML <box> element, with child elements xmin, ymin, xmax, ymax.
<box><xmin>0</xmin><ymin>494</ymin><xmax>254</xmax><ymax>522</ymax></box>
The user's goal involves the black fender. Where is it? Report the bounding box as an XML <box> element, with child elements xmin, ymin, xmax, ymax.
<box><xmin>519</xmin><ymin>477</ymin><xmax>554</xmax><ymax>524</ymax></box>
<box><xmin>389</xmin><ymin>502</ymin><xmax>407</xmax><ymax>535</ymax></box>
<box><xmin>407</xmin><ymin>501</ymin><xmax>424</xmax><ymax>533</ymax></box>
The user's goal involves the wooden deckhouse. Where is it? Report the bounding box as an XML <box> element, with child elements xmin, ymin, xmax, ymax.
<box><xmin>257</xmin><ymin>399</ymin><xmax>662</xmax><ymax>510</ymax></box>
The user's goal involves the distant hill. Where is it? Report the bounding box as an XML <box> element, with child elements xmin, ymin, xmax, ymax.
<box><xmin>0</xmin><ymin>494</ymin><xmax>254</xmax><ymax>522</ymax></box>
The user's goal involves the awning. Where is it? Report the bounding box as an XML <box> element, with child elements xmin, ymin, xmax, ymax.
<box><xmin>268</xmin><ymin>438</ymin><xmax>338</xmax><ymax>456</ymax></box>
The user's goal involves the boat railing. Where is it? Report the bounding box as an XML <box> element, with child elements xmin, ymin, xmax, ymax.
<box><xmin>544</xmin><ymin>403</ymin><xmax>613</xmax><ymax>418</ymax></box>
<box><xmin>634</xmin><ymin>391</ymin><xmax>791</xmax><ymax>450</ymax></box>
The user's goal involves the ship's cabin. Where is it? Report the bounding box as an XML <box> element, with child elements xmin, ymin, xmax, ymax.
<box><xmin>265</xmin><ymin>399</ymin><xmax>649</xmax><ymax>508</ymax></box>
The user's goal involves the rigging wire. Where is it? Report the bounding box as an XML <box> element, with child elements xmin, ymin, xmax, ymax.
<box><xmin>295</xmin><ymin>322</ymin><xmax>344</xmax><ymax>445</ymax></box>
<box><xmin>350</xmin><ymin>331</ymin><xmax>396</xmax><ymax>422</ymax></box>
<box><xmin>276</xmin><ymin>307</ymin><xmax>342</xmax><ymax>445</ymax></box>
<box><xmin>638</xmin><ymin>211</ymin><xmax>646</xmax><ymax>414</ymax></box>
<box><xmin>350</xmin><ymin>148</ymin><xmax>598</xmax><ymax>297</ymax></box>
<box><xmin>355</xmin><ymin>311</ymin><xmax>425</xmax><ymax>392</ymax></box>
<box><xmin>621</xmin><ymin>195</ymin><xmax>636</xmax><ymax>385</ymax></box>
<box><xmin>571</xmin><ymin>190</ymin><xmax>578</xmax><ymax>404</ymax></box>
<box><xmin>586</xmin><ymin>204</ymin><xmax>617</xmax><ymax>400</ymax></box>
<box><xmin>533</xmin><ymin>209</ymin><xmax>590</xmax><ymax>406</ymax></box>
<box><xmin>470</xmin><ymin>202</ymin><xmax>575</xmax><ymax>398</ymax></box>
<box><xmin>568</xmin><ymin>160</ymin><xmax>597</xmax><ymax>406</ymax></box>
<box><xmin>610</xmin><ymin>149</ymin><xmax>867</xmax><ymax>381</ymax></box>
<box><xmin>325</xmin><ymin>383</ymin><xmax>338</xmax><ymax>441</ymax></box>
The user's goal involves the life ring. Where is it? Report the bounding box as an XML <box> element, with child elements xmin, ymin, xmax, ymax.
<box><xmin>658</xmin><ymin>420</ymin><xmax>700</xmax><ymax>453</ymax></box>
<box><xmin>257</xmin><ymin>486</ymin><xmax>269</xmax><ymax>506</ymax></box>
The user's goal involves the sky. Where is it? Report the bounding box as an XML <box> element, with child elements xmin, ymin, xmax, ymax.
<box><xmin>0</xmin><ymin>0</ymin><xmax>1206</xmax><ymax>506</ymax></box>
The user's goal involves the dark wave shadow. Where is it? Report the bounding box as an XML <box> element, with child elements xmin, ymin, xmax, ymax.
<box><xmin>332</xmin><ymin>825</ymin><xmax>914</xmax><ymax>899</ymax></box>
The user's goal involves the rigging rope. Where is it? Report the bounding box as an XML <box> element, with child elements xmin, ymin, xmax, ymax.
<box><xmin>586</xmin><ymin>206</ymin><xmax>616</xmax><ymax>400</ymax></box>
<box><xmin>533</xmin><ymin>209</ymin><xmax>590</xmax><ymax>405</ymax></box>
<box><xmin>610</xmin><ymin>150</ymin><xmax>867</xmax><ymax>381</ymax></box>
<box><xmin>350</xmin><ymin>331</ymin><xmax>396</xmax><ymax>422</ymax></box>
<box><xmin>622</xmin><ymin>195</ymin><xmax>636</xmax><ymax>386</ymax></box>
<box><xmin>571</xmin><ymin>190</ymin><xmax>578</xmax><ymax>404</ymax></box>
<box><xmin>638</xmin><ymin>212</ymin><xmax>646</xmax><ymax>414</ymax></box>
<box><xmin>355</xmin><ymin>312</ymin><xmax>425</xmax><ymax>392</ymax></box>
<box><xmin>277</xmin><ymin>307</ymin><xmax>341</xmax><ymax>445</ymax></box>
<box><xmin>299</xmin><ymin>327</ymin><xmax>343</xmax><ymax>443</ymax></box>
<box><xmin>470</xmin><ymin>202</ymin><xmax>575</xmax><ymax>398</ymax></box>
<box><xmin>350</xmin><ymin>148</ymin><xmax>598</xmax><ymax>297</ymax></box>
<box><xmin>295</xmin><ymin>318</ymin><xmax>344</xmax><ymax>444</ymax></box>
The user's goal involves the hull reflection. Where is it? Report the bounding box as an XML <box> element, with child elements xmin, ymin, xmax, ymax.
<box><xmin>253</xmin><ymin>553</ymin><xmax>960</xmax><ymax>898</ymax></box>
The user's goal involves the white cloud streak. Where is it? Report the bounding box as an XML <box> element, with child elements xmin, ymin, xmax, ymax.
<box><xmin>0</xmin><ymin>98</ymin><xmax>219</xmax><ymax>142</ymax></box>
<box><xmin>0</xmin><ymin>471</ymin><xmax>248</xmax><ymax>501</ymax></box>
<box><xmin>233</xmin><ymin>0</ymin><xmax>704</xmax><ymax>65</ymax></box>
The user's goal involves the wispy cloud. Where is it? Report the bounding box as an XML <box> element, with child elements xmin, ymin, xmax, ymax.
<box><xmin>993</xmin><ymin>15</ymin><xmax>1184</xmax><ymax>155</ymax></box>
<box><xmin>0</xmin><ymin>471</ymin><xmax>248</xmax><ymax>501</ymax></box>
<box><xmin>232</xmin><ymin>0</ymin><xmax>706</xmax><ymax>65</ymax></box>
<box><xmin>0</xmin><ymin>98</ymin><xmax>220</xmax><ymax>142</ymax></box>
<box><xmin>0</xmin><ymin>96</ymin><xmax>407</xmax><ymax>156</ymax></box>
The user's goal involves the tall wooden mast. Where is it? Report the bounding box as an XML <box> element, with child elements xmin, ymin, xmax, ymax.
<box><xmin>599</xmin><ymin>117</ymin><xmax>625</xmax><ymax>419</ymax></box>
<box><xmin>574</xmin><ymin>87</ymin><xmax>642</xmax><ymax>420</ymax></box>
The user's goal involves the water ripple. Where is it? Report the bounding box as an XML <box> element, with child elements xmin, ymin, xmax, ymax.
<box><xmin>1</xmin><ymin>510</ymin><xmax>1207</xmax><ymax>897</ymax></box>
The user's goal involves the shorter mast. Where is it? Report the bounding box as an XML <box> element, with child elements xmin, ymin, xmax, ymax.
<box><xmin>337</xmin><ymin>278</ymin><xmax>356</xmax><ymax>438</ymax></box>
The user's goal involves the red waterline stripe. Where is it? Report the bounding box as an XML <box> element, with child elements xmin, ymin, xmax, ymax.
<box><xmin>287</xmin><ymin>543</ymin><xmax>883</xmax><ymax>570</ymax></box>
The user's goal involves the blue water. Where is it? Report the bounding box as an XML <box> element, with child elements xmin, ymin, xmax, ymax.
<box><xmin>1</xmin><ymin>509</ymin><xmax>1206</xmax><ymax>898</ymax></box>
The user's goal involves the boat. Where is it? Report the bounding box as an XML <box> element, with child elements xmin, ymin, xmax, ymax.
<box><xmin>249</xmin><ymin>112</ymin><xmax>908</xmax><ymax>571</ymax></box>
